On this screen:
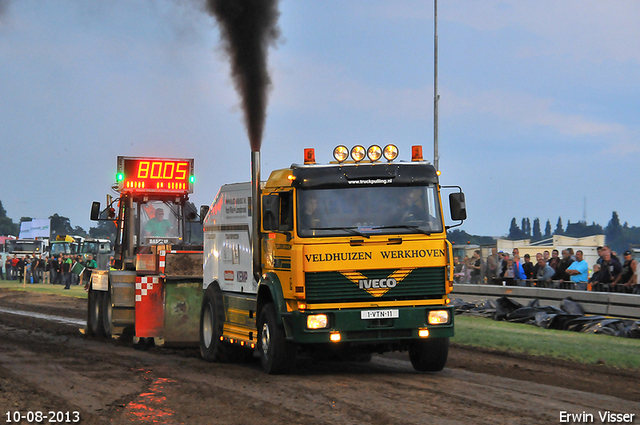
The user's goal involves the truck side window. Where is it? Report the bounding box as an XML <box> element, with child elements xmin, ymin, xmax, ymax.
<box><xmin>279</xmin><ymin>192</ymin><xmax>293</xmax><ymax>231</ymax></box>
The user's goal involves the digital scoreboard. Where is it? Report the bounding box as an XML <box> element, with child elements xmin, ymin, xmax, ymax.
<box><xmin>116</xmin><ymin>156</ymin><xmax>194</xmax><ymax>194</ymax></box>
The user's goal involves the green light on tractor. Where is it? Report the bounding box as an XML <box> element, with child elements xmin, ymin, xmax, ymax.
<box><xmin>116</xmin><ymin>173</ymin><xmax>124</xmax><ymax>182</ymax></box>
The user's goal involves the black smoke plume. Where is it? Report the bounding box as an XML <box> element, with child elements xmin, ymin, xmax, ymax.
<box><xmin>205</xmin><ymin>0</ymin><xmax>281</xmax><ymax>152</ymax></box>
<box><xmin>0</xmin><ymin>0</ymin><xmax>10</xmax><ymax>16</ymax></box>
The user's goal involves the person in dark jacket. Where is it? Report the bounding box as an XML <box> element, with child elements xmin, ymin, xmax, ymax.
<box><xmin>552</xmin><ymin>249</ymin><xmax>574</xmax><ymax>281</ymax></box>
<box><xmin>522</xmin><ymin>253</ymin><xmax>535</xmax><ymax>281</ymax></box>
<box><xmin>31</xmin><ymin>255</ymin><xmax>42</xmax><ymax>283</ymax></box>
<box><xmin>593</xmin><ymin>248</ymin><xmax>622</xmax><ymax>292</ymax></box>
<box><xmin>611</xmin><ymin>251</ymin><xmax>637</xmax><ymax>293</ymax></box>
<box><xmin>588</xmin><ymin>264</ymin><xmax>602</xmax><ymax>289</ymax></box>
<box><xmin>50</xmin><ymin>255</ymin><xmax>61</xmax><ymax>285</ymax></box>
<box><xmin>16</xmin><ymin>256</ymin><xmax>24</xmax><ymax>281</ymax></box>
<box><xmin>548</xmin><ymin>249</ymin><xmax>561</xmax><ymax>271</ymax></box>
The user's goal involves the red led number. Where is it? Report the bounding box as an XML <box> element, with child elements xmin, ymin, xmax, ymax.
<box><xmin>137</xmin><ymin>161</ymin><xmax>150</xmax><ymax>178</ymax></box>
<box><xmin>136</xmin><ymin>161</ymin><xmax>188</xmax><ymax>180</ymax></box>
<box><xmin>175</xmin><ymin>162</ymin><xmax>187</xmax><ymax>180</ymax></box>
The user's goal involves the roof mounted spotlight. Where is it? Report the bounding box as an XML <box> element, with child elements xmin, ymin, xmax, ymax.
<box><xmin>383</xmin><ymin>144</ymin><xmax>399</xmax><ymax>161</ymax></box>
<box><xmin>333</xmin><ymin>145</ymin><xmax>349</xmax><ymax>163</ymax></box>
<box><xmin>367</xmin><ymin>145</ymin><xmax>382</xmax><ymax>162</ymax></box>
<box><xmin>351</xmin><ymin>145</ymin><xmax>366</xmax><ymax>162</ymax></box>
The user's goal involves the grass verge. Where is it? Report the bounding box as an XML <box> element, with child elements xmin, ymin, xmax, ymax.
<box><xmin>452</xmin><ymin>315</ymin><xmax>640</xmax><ymax>370</ymax></box>
<box><xmin>0</xmin><ymin>278</ymin><xmax>87</xmax><ymax>299</ymax></box>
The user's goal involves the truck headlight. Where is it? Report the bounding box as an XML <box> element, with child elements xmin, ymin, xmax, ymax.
<box><xmin>428</xmin><ymin>310</ymin><xmax>450</xmax><ymax>325</ymax></box>
<box><xmin>307</xmin><ymin>314</ymin><xmax>329</xmax><ymax>329</ymax></box>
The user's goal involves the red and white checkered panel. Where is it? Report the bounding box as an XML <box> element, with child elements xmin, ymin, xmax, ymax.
<box><xmin>158</xmin><ymin>251</ymin><xmax>166</xmax><ymax>273</ymax></box>
<box><xmin>135</xmin><ymin>276</ymin><xmax>159</xmax><ymax>302</ymax></box>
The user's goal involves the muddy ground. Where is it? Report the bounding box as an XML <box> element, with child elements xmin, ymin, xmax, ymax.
<box><xmin>0</xmin><ymin>289</ymin><xmax>638</xmax><ymax>425</ymax></box>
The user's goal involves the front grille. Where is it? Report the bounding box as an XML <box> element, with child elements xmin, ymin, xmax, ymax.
<box><xmin>305</xmin><ymin>267</ymin><xmax>445</xmax><ymax>304</ymax></box>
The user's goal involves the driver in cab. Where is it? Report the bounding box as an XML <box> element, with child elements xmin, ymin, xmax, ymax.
<box><xmin>299</xmin><ymin>196</ymin><xmax>320</xmax><ymax>230</ymax></box>
<box><xmin>398</xmin><ymin>189</ymin><xmax>428</xmax><ymax>223</ymax></box>
<box><xmin>144</xmin><ymin>208</ymin><xmax>173</xmax><ymax>237</ymax></box>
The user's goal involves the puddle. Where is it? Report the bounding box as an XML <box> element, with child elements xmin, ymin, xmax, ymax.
<box><xmin>0</xmin><ymin>307</ymin><xmax>86</xmax><ymax>326</ymax></box>
<box><xmin>121</xmin><ymin>371</ymin><xmax>182</xmax><ymax>424</ymax></box>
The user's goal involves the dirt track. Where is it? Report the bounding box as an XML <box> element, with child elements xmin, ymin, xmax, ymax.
<box><xmin>0</xmin><ymin>289</ymin><xmax>638</xmax><ymax>425</ymax></box>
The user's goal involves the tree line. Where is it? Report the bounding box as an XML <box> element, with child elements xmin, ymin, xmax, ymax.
<box><xmin>448</xmin><ymin>211</ymin><xmax>638</xmax><ymax>256</ymax></box>
<box><xmin>0</xmin><ymin>200</ymin><xmax>117</xmax><ymax>240</ymax></box>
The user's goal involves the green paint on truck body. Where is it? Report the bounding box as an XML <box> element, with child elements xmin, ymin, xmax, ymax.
<box><xmin>163</xmin><ymin>280</ymin><xmax>203</xmax><ymax>346</ymax></box>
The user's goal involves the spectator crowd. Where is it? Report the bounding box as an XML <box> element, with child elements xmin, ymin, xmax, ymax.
<box><xmin>2</xmin><ymin>253</ymin><xmax>98</xmax><ymax>290</ymax></box>
<box><xmin>454</xmin><ymin>245</ymin><xmax>638</xmax><ymax>294</ymax></box>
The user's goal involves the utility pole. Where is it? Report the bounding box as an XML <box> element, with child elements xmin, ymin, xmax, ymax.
<box><xmin>433</xmin><ymin>0</ymin><xmax>439</xmax><ymax>170</ymax></box>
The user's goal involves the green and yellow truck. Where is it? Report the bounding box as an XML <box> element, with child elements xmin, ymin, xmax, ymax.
<box><xmin>199</xmin><ymin>145</ymin><xmax>466</xmax><ymax>373</ymax></box>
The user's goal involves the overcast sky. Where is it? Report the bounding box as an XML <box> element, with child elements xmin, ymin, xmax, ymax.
<box><xmin>1</xmin><ymin>0</ymin><xmax>638</xmax><ymax>237</ymax></box>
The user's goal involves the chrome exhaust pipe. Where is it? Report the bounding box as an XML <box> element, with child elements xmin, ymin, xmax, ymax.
<box><xmin>251</xmin><ymin>150</ymin><xmax>261</xmax><ymax>282</ymax></box>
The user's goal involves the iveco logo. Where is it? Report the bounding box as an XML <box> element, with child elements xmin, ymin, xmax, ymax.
<box><xmin>358</xmin><ymin>278</ymin><xmax>397</xmax><ymax>290</ymax></box>
<box><xmin>342</xmin><ymin>269</ymin><xmax>413</xmax><ymax>297</ymax></box>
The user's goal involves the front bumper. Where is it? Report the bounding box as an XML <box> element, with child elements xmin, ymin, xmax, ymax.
<box><xmin>283</xmin><ymin>305</ymin><xmax>454</xmax><ymax>344</ymax></box>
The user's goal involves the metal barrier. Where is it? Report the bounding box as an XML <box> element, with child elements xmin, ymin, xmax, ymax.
<box><xmin>471</xmin><ymin>278</ymin><xmax>638</xmax><ymax>293</ymax></box>
<box><xmin>451</xmin><ymin>284</ymin><xmax>640</xmax><ymax>320</ymax></box>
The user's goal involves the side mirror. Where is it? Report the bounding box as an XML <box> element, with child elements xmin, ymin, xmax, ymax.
<box><xmin>90</xmin><ymin>202</ymin><xmax>101</xmax><ymax>221</ymax></box>
<box><xmin>449</xmin><ymin>192</ymin><xmax>467</xmax><ymax>221</ymax></box>
<box><xmin>262</xmin><ymin>195</ymin><xmax>280</xmax><ymax>231</ymax></box>
<box><xmin>199</xmin><ymin>205</ymin><xmax>210</xmax><ymax>225</ymax></box>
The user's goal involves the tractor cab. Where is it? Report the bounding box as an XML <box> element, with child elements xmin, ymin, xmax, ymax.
<box><xmin>91</xmin><ymin>156</ymin><xmax>198</xmax><ymax>271</ymax></box>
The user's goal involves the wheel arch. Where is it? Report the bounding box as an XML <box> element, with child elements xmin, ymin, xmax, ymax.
<box><xmin>257</xmin><ymin>272</ymin><xmax>286</xmax><ymax>327</ymax></box>
<box><xmin>204</xmin><ymin>279</ymin><xmax>222</xmax><ymax>295</ymax></box>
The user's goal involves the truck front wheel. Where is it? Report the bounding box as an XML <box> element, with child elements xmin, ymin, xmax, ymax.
<box><xmin>409</xmin><ymin>337</ymin><xmax>449</xmax><ymax>372</ymax></box>
<box><xmin>199</xmin><ymin>284</ymin><xmax>229</xmax><ymax>362</ymax></box>
<box><xmin>258</xmin><ymin>303</ymin><xmax>296</xmax><ymax>374</ymax></box>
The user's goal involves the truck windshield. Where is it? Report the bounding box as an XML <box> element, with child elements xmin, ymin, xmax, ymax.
<box><xmin>297</xmin><ymin>185</ymin><xmax>443</xmax><ymax>238</ymax></box>
<box><xmin>50</xmin><ymin>242</ymin><xmax>76</xmax><ymax>255</ymax></box>
<box><xmin>139</xmin><ymin>200</ymin><xmax>183</xmax><ymax>245</ymax></box>
<box><xmin>80</xmin><ymin>242</ymin><xmax>99</xmax><ymax>254</ymax></box>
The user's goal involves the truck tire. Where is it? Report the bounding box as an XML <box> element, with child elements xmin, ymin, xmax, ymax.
<box><xmin>199</xmin><ymin>284</ymin><xmax>230</xmax><ymax>362</ymax></box>
<box><xmin>258</xmin><ymin>303</ymin><xmax>296</xmax><ymax>374</ymax></box>
<box><xmin>88</xmin><ymin>289</ymin><xmax>104</xmax><ymax>337</ymax></box>
<box><xmin>409</xmin><ymin>337</ymin><xmax>449</xmax><ymax>372</ymax></box>
<box><xmin>101</xmin><ymin>287</ymin><xmax>113</xmax><ymax>337</ymax></box>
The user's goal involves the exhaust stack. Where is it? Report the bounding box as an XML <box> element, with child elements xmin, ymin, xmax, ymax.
<box><xmin>251</xmin><ymin>150</ymin><xmax>261</xmax><ymax>282</ymax></box>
